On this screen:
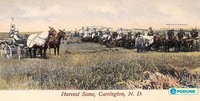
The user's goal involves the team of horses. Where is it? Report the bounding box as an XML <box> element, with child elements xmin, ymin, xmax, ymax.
<box><xmin>152</xmin><ymin>29</ymin><xmax>199</xmax><ymax>52</ymax></box>
<box><xmin>80</xmin><ymin>28</ymin><xmax>199</xmax><ymax>52</ymax></box>
<box><xmin>26</xmin><ymin>27</ymin><xmax>67</xmax><ymax>58</ymax></box>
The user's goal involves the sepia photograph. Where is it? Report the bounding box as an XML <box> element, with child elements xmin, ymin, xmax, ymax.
<box><xmin>0</xmin><ymin>0</ymin><xmax>199</xmax><ymax>101</ymax></box>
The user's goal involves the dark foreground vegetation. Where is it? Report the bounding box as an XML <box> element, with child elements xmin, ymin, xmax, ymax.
<box><xmin>0</xmin><ymin>43</ymin><xmax>200</xmax><ymax>90</ymax></box>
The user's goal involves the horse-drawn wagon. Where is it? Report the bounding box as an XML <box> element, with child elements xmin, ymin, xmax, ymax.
<box><xmin>0</xmin><ymin>35</ymin><xmax>29</xmax><ymax>59</ymax></box>
<box><xmin>0</xmin><ymin>18</ymin><xmax>30</xmax><ymax>59</ymax></box>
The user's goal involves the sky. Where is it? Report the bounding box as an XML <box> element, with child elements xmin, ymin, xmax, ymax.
<box><xmin>0</xmin><ymin>0</ymin><xmax>200</xmax><ymax>32</ymax></box>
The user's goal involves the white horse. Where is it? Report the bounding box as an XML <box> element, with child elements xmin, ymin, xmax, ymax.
<box><xmin>27</xmin><ymin>31</ymin><xmax>50</xmax><ymax>58</ymax></box>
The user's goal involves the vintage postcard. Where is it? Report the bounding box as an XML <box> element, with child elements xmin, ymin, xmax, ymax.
<box><xmin>0</xmin><ymin>0</ymin><xmax>199</xmax><ymax>101</ymax></box>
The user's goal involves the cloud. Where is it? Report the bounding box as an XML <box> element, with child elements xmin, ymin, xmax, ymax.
<box><xmin>0</xmin><ymin>0</ymin><xmax>200</xmax><ymax>31</ymax></box>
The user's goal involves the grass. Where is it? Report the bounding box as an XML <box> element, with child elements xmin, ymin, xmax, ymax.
<box><xmin>0</xmin><ymin>32</ymin><xmax>42</xmax><ymax>39</ymax></box>
<box><xmin>0</xmin><ymin>43</ymin><xmax>200</xmax><ymax>90</ymax></box>
<box><xmin>0</xmin><ymin>32</ymin><xmax>9</xmax><ymax>39</ymax></box>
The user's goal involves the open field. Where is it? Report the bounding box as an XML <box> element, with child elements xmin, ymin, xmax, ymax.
<box><xmin>0</xmin><ymin>42</ymin><xmax>199</xmax><ymax>90</ymax></box>
<box><xmin>0</xmin><ymin>32</ymin><xmax>41</xmax><ymax>40</ymax></box>
<box><xmin>0</xmin><ymin>32</ymin><xmax>9</xmax><ymax>39</ymax></box>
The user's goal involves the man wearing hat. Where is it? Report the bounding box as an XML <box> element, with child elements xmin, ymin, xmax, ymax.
<box><xmin>9</xmin><ymin>18</ymin><xmax>16</xmax><ymax>38</ymax></box>
<box><xmin>135</xmin><ymin>32</ymin><xmax>144</xmax><ymax>53</ymax></box>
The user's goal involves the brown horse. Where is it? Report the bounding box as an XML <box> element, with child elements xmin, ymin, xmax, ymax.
<box><xmin>175</xmin><ymin>29</ymin><xmax>198</xmax><ymax>52</ymax></box>
<box><xmin>175</xmin><ymin>29</ymin><xmax>186</xmax><ymax>51</ymax></box>
<box><xmin>147</xmin><ymin>30</ymin><xmax>176</xmax><ymax>52</ymax></box>
<box><xmin>152</xmin><ymin>33</ymin><xmax>163</xmax><ymax>51</ymax></box>
<box><xmin>105</xmin><ymin>32</ymin><xmax>117</xmax><ymax>48</ymax></box>
<box><xmin>182</xmin><ymin>29</ymin><xmax>199</xmax><ymax>51</ymax></box>
<box><xmin>48</xmin><ymin>28</ymin><xmax>67</xmax><ymax>55</ymax></box>
<box><xmin>122</xmin><ymin>32</ymin><xmax>135</xmax><ymax>49</ymax></box>
<box><xmin>163</xmin><ymin>29</ymin><xmax>178</xmax><ymax>52</ymax></box>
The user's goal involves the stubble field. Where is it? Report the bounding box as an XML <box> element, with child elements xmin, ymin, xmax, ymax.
<box><xmin>0</xmin><ymin>32</ymin><xmax>200</xmax><ymax>90</ymax></box>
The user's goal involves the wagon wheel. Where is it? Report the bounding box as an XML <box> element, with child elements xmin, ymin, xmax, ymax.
<box><xmin>2</xmin><ymin>44</ymin><xmax>12</xmax><ymax>59</ymax></box>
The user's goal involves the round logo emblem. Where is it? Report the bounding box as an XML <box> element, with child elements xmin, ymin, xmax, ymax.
<box><xmin>170</xmin><ymin>88</ymin><xmax>176</xmax><ymax>95</ymax></box>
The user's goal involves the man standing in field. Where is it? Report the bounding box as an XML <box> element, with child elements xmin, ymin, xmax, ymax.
<box><xmin>10</xmin><ymin>18</ymin><xmax>15</xmax><ymax>29</ymax></box>
<box><xmin>79</xmin><ymin>27</ymin><xmax>85</xmax><ymax>37</ymax></box>
<box><xmin>135</xmin><ymin>32</ymin><xmax>144</xmax><ymax>53</ymax></box>
<box><xmin>9</xmin><ymin>18</ymin><xmax>20</xmax><ymax>38</ymax></box>
<box><xmin>9</xmin><ymin>18</ymin><xmax>16</xmax><ymax>37</ymax></box>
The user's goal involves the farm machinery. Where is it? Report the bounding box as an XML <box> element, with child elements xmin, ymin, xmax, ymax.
<box><xmin>0</xmin><ymin>18</ymin><xmax>30</xmax><ymax>59</ymax></box>
<box><xmin>0</xmin><ymin>38</ymin><xmax>29</xmax><ymax>59</ymax></box>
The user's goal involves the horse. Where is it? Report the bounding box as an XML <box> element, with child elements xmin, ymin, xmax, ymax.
<box><xmin>92</xmin><ymin>30</ymin><xmax>103</xmax><ymax>43</ymax></box>
<box><xmin>105</xmin><ymin>32</ymin><xmax>118</xmax><ymax>48</ymax></box>
<box><xmin>191</xmin><ymin>37</ymin><xmax>200</xmax><ymax>51</ymax></box>
<box><xmin>26</xmin><ymin>27</ymin><xmax>52</xmax><ymax>58</ymax></box>
<box><xmin>151</xmin><ymin>33</ymin><xmax>163</xmax><ymax>51</ymax></box>
<box><xmin>190</xmin><ymin>28</ymin><xmax>198</xmax><ymax>39</ymax></box>
<box><xmin>120</xmin><ymin>32</ymin><xmax>135</xmax><ymax>49</ymax></box>
<box><xmin>177</xmin><ymin>29</ymin><xmax>199</xmax><ymax>52</ymax></box>
<box><xmin>100</xmin><ymin>31</ymin><xmax>111</xmax><ymax>45</ymax></box>
<box><xmin>48</xmin><ymin>28</ymin><xmax>67</xmax><ymax>55</ymax></box>
<box><xmin>98</xmin><ymin>31</ymin><xmax>117</xmax><ymax>48</ymax></box>
<box><xmin>189</xmin><ymin>28</ymin><xmax>199</xmax><ymax>51</ymax></box>
<box><xmin>175</xmin><ymin>29</ymin><xmax>186</xmax><ymax>52</ymax></box>
<box><xmin>163</xmin><ymin>29</ymin><xmax>178</xmax><ymax>52</ymax></box>
<box><xmin>114</xmin><ymin>32</ymin><xmax>123</xmax><ymax>47</ymax></box>
<box><xmin>81</xmin><ymin>30</ymin><xmax>92</xmax><ymax>42</ymax></box>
